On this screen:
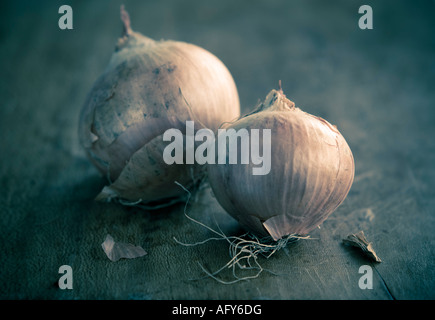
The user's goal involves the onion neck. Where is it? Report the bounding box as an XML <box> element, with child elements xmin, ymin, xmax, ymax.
<box><xmin>265</xmin><ymin>89</ymin><xmax>296</xmax><ymax>112</ymax></box>
<box><xmin>116</xmin><ymin>32</ymin><xmax>155</xmax><ymax>50</ymax></box>
<box><xmin>121</xmin><ymin>5</ymin><xmax>132</xmax><ymax>37</ymax></box>
<box><xmin>239</xmin><ymin>89</ymin><xmax>296</xmax><ymax>120</ymax></box>
<box><xmin>116</xmin><ymin>5</ymin><xmax>155</xmax><ymax>51</ymax></box>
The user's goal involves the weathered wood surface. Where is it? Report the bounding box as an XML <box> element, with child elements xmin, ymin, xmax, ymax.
<box><xmin>1</xmin><ymin>0</ymin><xmax>434</xmax><ymax>299</ymax></box>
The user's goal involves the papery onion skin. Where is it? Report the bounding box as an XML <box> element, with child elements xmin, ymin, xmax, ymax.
<box><xmin>207</xmin><ymin>89</ymin><xmax>354</xmax><ymax>241</ymax></box>
<box><xmin>78</xmin><ymin>7</ymin><xmax>240</xmax><ymax>203</ymax></box>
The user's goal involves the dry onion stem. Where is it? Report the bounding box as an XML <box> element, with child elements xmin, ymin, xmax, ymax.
<box><xmin>173</xmin><ymin>182</ymin><xmax>310</xmax><ymax>284</ymax></box>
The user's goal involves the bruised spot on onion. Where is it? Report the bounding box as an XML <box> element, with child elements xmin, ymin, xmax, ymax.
<box><xmin>78</xmin><ymin>6</ymin><xmax>240</xmax><ymax>205</ymax></box>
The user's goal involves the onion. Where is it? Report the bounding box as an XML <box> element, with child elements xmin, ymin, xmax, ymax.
<box><xmin>207</xmin><ymin>87</ymin><xmax>354</xmax><ymax>241</ymax></box>
<box><xmin>78</xmin><ymin>6</ymin><xmax>240</xmax><ymax>204</ymax></box>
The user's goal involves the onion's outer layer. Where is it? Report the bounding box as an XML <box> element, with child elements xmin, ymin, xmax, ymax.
<box><xmin>207</xmin><ymin>89</ymin><xmax>354</xmax><ymax>241</ymax></box>
<box><xmin>78</xmin><ymin>13</ymin><xmax>240</xmax><ymax>203</ymax></box>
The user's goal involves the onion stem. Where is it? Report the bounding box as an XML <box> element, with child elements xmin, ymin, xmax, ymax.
<box><xmin>120</xmin><ymin>5</ymin><xmax>132</xmax><ymax>36</ymax></box>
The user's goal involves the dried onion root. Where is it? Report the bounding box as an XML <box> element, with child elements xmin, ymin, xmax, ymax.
<box><xmin>173</xmin><ymin>182</ymin><xmax>310</xmax><ymax>284</ymax></box>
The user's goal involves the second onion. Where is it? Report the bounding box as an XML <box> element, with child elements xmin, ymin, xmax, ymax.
<box><xmin>207</xmin><ymin>88</ymin><xmax>355</xmax><ymax>241</ymax></box>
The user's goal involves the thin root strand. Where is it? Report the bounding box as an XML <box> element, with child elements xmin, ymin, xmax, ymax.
<box><xmin>173</xmin><ymin>181</ymin><xmax>310</xmax><ymax>284</ymax></box>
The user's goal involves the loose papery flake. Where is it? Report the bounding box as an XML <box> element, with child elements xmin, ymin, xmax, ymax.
<box><xmin>101</xmin><ymin>234</ymin><xmax>147</xmax><ymax>262</ymax></box>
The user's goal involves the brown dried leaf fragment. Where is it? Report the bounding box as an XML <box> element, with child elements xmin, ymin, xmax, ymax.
<box><xmin>343</xmin><ymin>230</ymin><xmax>382</xmax><ymax>262</ymax></box>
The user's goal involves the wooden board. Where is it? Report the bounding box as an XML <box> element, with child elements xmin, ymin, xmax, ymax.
<box><xmin>1</xmin><ymin>0</ymin><xmax>434</xmax><ymax>300</ymax></box>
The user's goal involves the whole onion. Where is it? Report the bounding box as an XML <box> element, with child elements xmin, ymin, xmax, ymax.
<box><xmin>78</xmin><ymin>6</ymin><xmax>240</xmax><ymax>204</ymax></box>
<box><xmin>207</xmin><ymin>88</ymin><xmax>354</xmax><ymax>241</ymax></box>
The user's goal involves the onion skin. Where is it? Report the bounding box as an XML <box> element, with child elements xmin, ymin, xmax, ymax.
<box><xmin>207</xmin><ymin>89</ymin><xmax>354</xmax><ymax>241</ymax></box>
<box><xmin>78</xmin><ymin>8</ymin><xmax>240</xmax><ymax>203</ymax></box>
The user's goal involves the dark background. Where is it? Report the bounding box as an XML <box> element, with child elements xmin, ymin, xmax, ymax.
<box><xmin>0</xmin><ymin>0</ymin><xmax>434</xmax><ymax>299</ymax></box>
